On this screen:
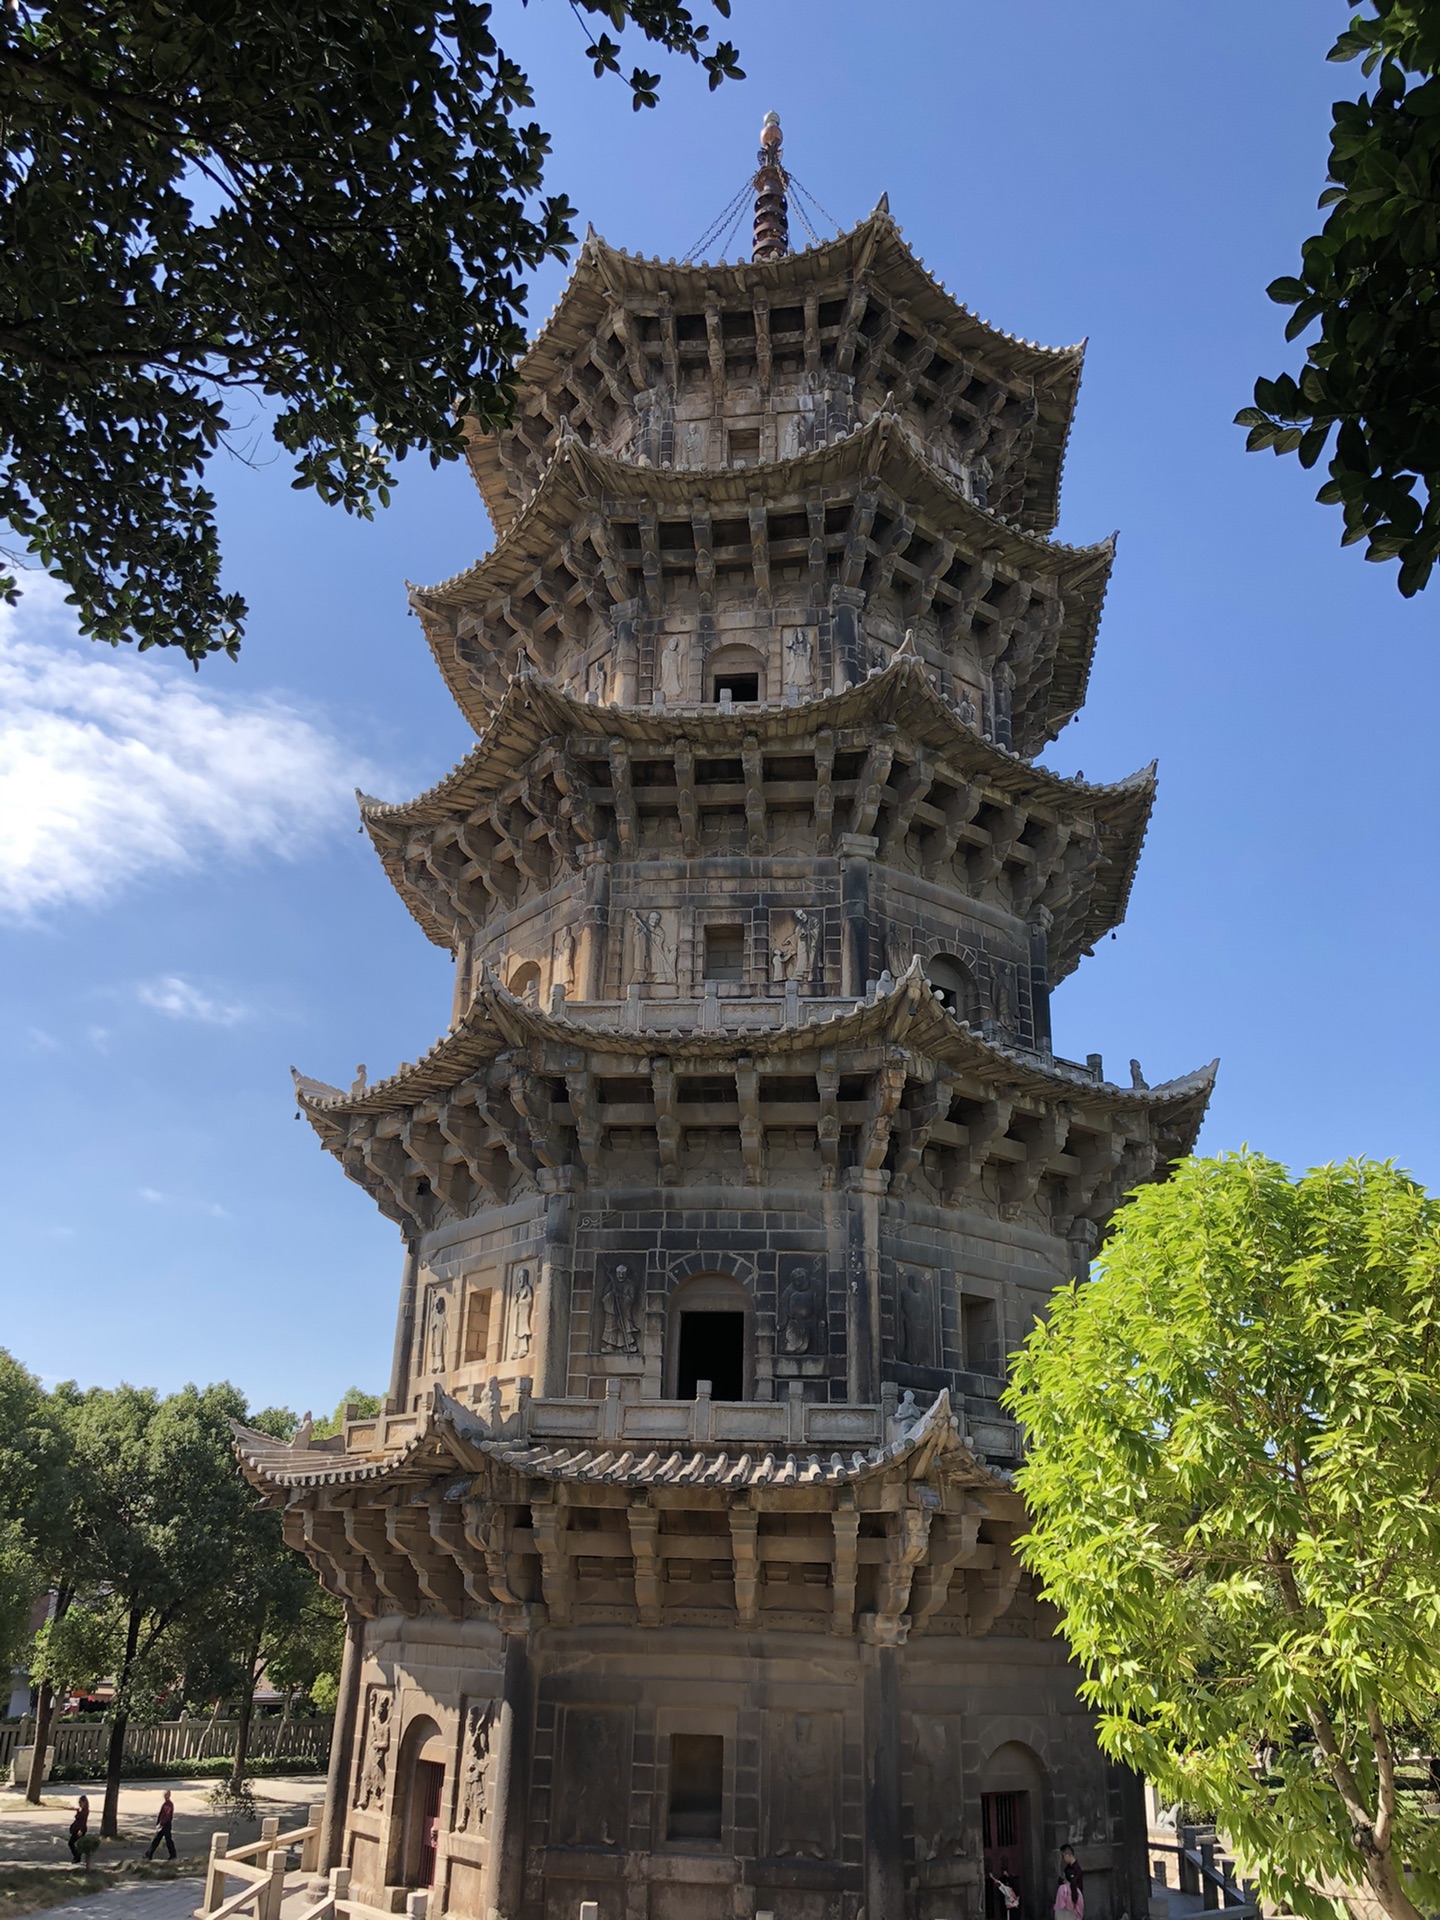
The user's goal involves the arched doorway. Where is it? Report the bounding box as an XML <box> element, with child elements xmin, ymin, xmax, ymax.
<box><xmin>981</xmin><ymin>1740</ymin><xmax>1046</xmax><ymax>1920</ymax></box>
<box><xmin>667</xmin><ymin>1274</ymin><xmax>753</xmax><ymax>1400</ymax></box>
<box><xmin>925</xmin><ymin>952</ymin><xmax>976</xmax><ymax>1019</ymax></box>
<box><xmin>709</xmin><ymin>642</ymin><xmax>767</xmax><ymax>705</ymax></box>
<box><xmin>506</xmin><ymin>962</ymin><xmax>541</xmax><ymax>1008</ymax></box>
<box><xmin>392</xmin><ymin>1715</ymin><xmax>446</xmax><ymax>1889</ymax></box>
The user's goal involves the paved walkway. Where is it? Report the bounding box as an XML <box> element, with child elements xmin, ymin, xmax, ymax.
<box><xmin>0</xmin><ymin>1777</ymin><xmax>327</xmax><ymax>1869</ymax></box>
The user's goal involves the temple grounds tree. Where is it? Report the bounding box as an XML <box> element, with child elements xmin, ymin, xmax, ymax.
<box><xmin>64</xmin><ymin>1382</ymin><xmax>254</xmax><ymax>1837</ymax></box>
<box><xmin>1239</xmin><ymin>0</ymin><xmax>1440</xmax><ymax>596</ymax></box>
<box><xmin>1005</xmin><ymin>1153</ymin><xmax>1440</xmax><ymax>1920</ymax></box>
<box><xmin>0</xmin><ymin>0</ymin><xmax>740</xmax><ymax>660</ymax></box>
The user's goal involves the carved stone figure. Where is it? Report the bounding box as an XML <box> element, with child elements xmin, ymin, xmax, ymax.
<box><xmin>455</xmin><ymin>1699</ymin><xmax>494</xmax><ymax>1833</ymax></box>
<box><xmin>552</xmin><ymin>923</ymin><xmax>576</xmax><ymax>991</ymax></box>
<box><xmin>910</xmin><ymin>1714</ymin><xmax>967</xmax><ymax>1860</ymax></box>
<box><xmin>769</xmin><ymin>1712</ymin><xmax>835</xmax><ymax>1858</ymax></box>
<box><xmin>769</xmin><ymin>908</ymin><xmax>818</xmax><ymax>988</ymax></box>
<box><xmin>510</xmin><ymin>1266</ymin><xmax>535</xmax><ymax>1359</ymax></box>
<box><xmin>629</xmin><ymin>908</ymin><xmax>676</xmax><ymax>985</ymax></box>
<box><xmin>778</xmin><ymin>1261</ymin><xmax>819</xmax><ymax>1356</ymax></box>
<box><xmin>898</xmin><ymin>1267</ymin><xmax>933</xmax><ymax>1366</ymax></box>
<box><xmin>426</xmin><ymin>1292</ymin><xmax>449</xmax><ymax>1374</ymax></box>
<box><xmin>597</xmin><ymin>1260</ymin><xmax>639</xmax><ymax>1355</ymax></box>
<box><xmin>782</xmin><ymin>626</ymin><xmax>816</xmax><ymax>698</ymax></box>
<box><xmin>658</xmin><ymin>630</ymin><xmax>685</xmax><ymax>702</ymax></box>
<box><xmin>357</xmin><ymin>1690</ymin><xmax>392</xmax><ymax>1809</ymax></box>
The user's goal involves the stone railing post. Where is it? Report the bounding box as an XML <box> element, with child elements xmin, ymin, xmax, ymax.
<box><xmin>203</xmin><ymin>1832</ymin><xmax>230</xmax><ymax>1915</ymax></box>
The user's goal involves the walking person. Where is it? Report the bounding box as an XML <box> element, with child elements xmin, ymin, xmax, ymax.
<box><xmin>144</xmin><ymin>1790</ymin><xmax>177</xmax><ymax>1860</ymax></box>
<box><xmin>66</xmin><ymin>1793</ymin><xmax>89</xmax><ymax>1862</ymax></box>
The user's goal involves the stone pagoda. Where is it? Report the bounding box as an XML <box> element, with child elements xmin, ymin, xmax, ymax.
<box><xmin>238</xmin><ymin>117</ymin><xmax>1213</xmax><ymax>1920</ymax></box>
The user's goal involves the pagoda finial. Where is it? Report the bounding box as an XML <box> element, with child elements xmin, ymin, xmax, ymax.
<box><xmin>752</xmin><ymin>111</ymin><xmax>789</xmax><ymax>263</ymax></box>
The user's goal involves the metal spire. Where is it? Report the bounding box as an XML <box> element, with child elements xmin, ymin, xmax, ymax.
<box><xmin>751</xmin><ymin>111</ymin><xmax>789</xmax><ymax>262</ymax></box>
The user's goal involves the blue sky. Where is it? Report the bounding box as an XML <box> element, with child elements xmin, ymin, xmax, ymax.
<box><xmin>3</xmin><ymin>0</ymin><xmax>1435</xmax><ymax>1414</ymax></box>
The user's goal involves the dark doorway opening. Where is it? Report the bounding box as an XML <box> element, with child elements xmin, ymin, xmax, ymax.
<box><xmin>676</xmin><ymin>1312</ymin><xmax>745</xmax><ymax>1400</ymax></box>
<box><xmin>412</xmin><ymin>1760</ymin><xmax>444</xmax><ymax>1886</ymax></box>
<box><xmin>982</xmin><ymin>1790</ymin><xmax>1027</xmax><ymax>1920</ymax></box>
<box><xmin>713</xmin><ymin>672</ymin><xmax>759</xmax><ymax>703</ymax></box>
<box><xmin>667</xmin><ymin>1732</ymin><xmax>724</xmax><ymax>1840</ymax></box>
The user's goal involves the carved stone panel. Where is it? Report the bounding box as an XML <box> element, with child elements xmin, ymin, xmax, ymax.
<box><xmin>355</xmin><ymin>1687</ymin><xmax>393</xmax><ymax>1809</ymax></box>
<box><xmin>907</xmin><ymin>1712</ymin><xmax>967</xmax><ymax>1863</ymax></box>
<box><xmin>454</xmin><ymin>1696</ymin><xmax>496</xmax><ymax>1835</ymax></box>
<box><xmin>624</xmin><ymin>907</ymin><xmax>678</xmax><ymax>989</ymax></box>
<box><xmin>764</xmin><ymin>1709</ymin><xmax>839</xmax><ymax>1860</ymax></box>
<box><xmin>421</xmin><ymin>1284</ymin><xmax>453</xmax><ymax>1377</ymax></box>
<box><xmin>594</xmin><ymin>1257</ymin><xmax>641</xmax><ymax>1356</ymax></box>
<box><xmin>776</xmin><ymin>1256</ymin><xmax>824</xmax><ymax>1359</ymax></box>
<box><xmin>550</xmin><ymin>1705</ymin><xmax>633</xmax><ymax>1849</ymax></box>
<box><xmin>769</xmin><ymin>907</ymin><xmax>821</xmax><ymax>990</ymax></box>
<box><xmin>896</xmin><ymin>1264</ymin><xmax>939</xmax><ymax>1368</ymax></box>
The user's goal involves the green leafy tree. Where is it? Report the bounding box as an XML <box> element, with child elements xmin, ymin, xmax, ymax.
<box><xmin>1005</xmin><ymin>1154</ymin><xmax>1440</xmax><ymax>1920</ymax></box>
<box><xmin>0</xmin><ymin>1353</ymin><xmax>78</xmax><ymax>1805</ymax></box>
<box><xmin>0</xmin><ymin>1350</ymin><xmax>68</xmax><ymax>1673</ymax></box>
<box><xmin>311</xmin><ymin>1389</ymin><xmax>382</xmax><ymax>1442</ymax></box>
<box><xmin>0</xmin><ymin>0</ymin><xmax>741</xmax><ymax>660</ymax></box>
<box><xmin>65</xmin><ymin>1382</ymin><xmax>254</xmax><ymax>1837</ymax></box>
<box><xmin>1239</xmin><ymin>0</ymin><xmax>1440</xmax><ymax>596</ymax></box>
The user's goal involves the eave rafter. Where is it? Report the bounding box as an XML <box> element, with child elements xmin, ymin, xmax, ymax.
<box><xmin>232</xmin><ymin>1391</ymin><xmax>1034</xmax><ymax>1642</ymax></box>
<box><xmin>356</xmin><ymin>656</ymin><xmax>1152</xmax><ymax>970</ymax></box>
<box><xmin>415</xmin><ymin>415</ymin><xmax>1113</xmax><ymax>755</ymax></box>
<box><xmin>464</xmin><ymin>208</ymin><xmax>1083</xmax><ymax>541</ymax></box>
<box><xmin>290</xmin><ymin>963</ymin><xmax>1214</xmax><ymax>1241</ymax></box>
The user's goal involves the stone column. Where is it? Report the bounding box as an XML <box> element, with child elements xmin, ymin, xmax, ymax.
<box><xmin>844</xmin><ymin>1168</ymin><xmax>887</xmax><ymax>1403</ymax></box>
<box><xmin>838</xmin><ymin>835</ymin><xmax>875</xmax><ymax>999</ymax></box>
<box><xmin>1027</xmin><ymin>908</ymin><xmax>1053</xmax><ymax>1055</ymax></box>
<box><xmin>387</xmin><ymin>1238</ymin><xmax>420</xmax><ymax>1413</ymax></box>
<box><xmin>534</xmin><ymin>1176</ymin><xmax>575</xmax><ymax>1400</ymax></box>
<box><xmin>316</xmin><ymin>1606</ymin><xmax>365</xmax><ymax>1880</ymax></box>
<box><xmin>483</xmin><ymin>1629</ymin><xmax>536</xmax><ymax>1920</ymax></box>
<box><xmin>862</xmin><ymin>1642</ymin><xmax>904</xmax><ymax>1920</ymax></box>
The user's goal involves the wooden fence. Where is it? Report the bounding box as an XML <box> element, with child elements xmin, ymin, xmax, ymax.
<box><xmin>0</xmin><ymin>1716</ymin><xmax>332</xmax><ymax>1778</ymax></box>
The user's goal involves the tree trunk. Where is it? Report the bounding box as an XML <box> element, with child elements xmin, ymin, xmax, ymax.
<box><xmin>1361</xmin><ymin>1843</ymin><xmax>1429</xmax><ymax>1920</ymax></box>
<box><xmin>26</xmin><ymin>1585</ymin><xmax>73</xmax><ymax>1805</ymax></box>
<box><xmin>229</xmin><ymin>1628</ymin><xmax>263</xmax><ymax>1792</ymax></box>
<box><xmin>26</xmin><ymin>1683</ymin><xmax>55</xmax><ymax>1806</ymax></box>
<box><xmin>100</xmin><ymin>1607</ymin><xmax>143</xmax><ymax>1840</ymax></box>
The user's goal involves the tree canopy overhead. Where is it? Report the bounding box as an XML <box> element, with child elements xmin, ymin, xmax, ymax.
<box><xmin>1240</xmin><ymin>0</ymin><xmax>1440</xmax><ymax>597</ymax></box>
<box><xmin>0</xmin><ymin>0</ymin><xmax>741</xmax><ymax>660</ymax></box>
<box><xmin>1004</xmin><ymin>1153</ymin><xmax>1440</xmax><ymax>1920</ymax></box>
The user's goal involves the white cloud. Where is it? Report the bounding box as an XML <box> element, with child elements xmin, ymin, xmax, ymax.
<box><xmin>138</xmin><ymin>1186</ymin><xmax>232</xmax><ymax>1220</ymax></box>
<box><xmin>0</xmin><ymin>578</ymin><xmax>371</xmax><ymax>918</ymax></box>
<box><xmin>135</xmin><ymin>974</ymin><xmax>249</xmax><ymax>1026</ymax></box>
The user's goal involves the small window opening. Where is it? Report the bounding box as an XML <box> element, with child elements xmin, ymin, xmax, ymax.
<box><xmin>963</xmin><ymin>1296</ymin><xmax>1000</xmax><ymax>1377</ymax></box>
<box><xmin>462</xmin><ymin>1289</ymin><xmax>493</xmax><ymax>1363</ymax></box>
<box><xmin>703</xmin><ymin>925</ymin><xmax>745</xmax><ymax>982</ymax></box>
<box><xmin>727</xmin><ymin>427</ymin><xmax>761</xmax><ymax>467</ymax></box>
<box><xmin>677</xmin><ymin>1313</ymin><xmax>745</xmax><ymax>1401</ymax></box>
<box><xmin>667</xmin><ymin>1732</ymin><xmax>724</xmax><ymax>1840</ymax></box>
<box><xmin>713</xmin><ymin>672</ymin><xmax>759</xmax><ymax>704</ymax></box>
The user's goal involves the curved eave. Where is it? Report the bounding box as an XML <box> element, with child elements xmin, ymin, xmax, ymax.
<box><xmin>468</xmin><ymin>210</ymin><xmax>1084</xmax><ymax>539</ymax></box>
<box><xmin>356</xmin><ymin>653</ymin><xmax>1151</xmax><ymax>953</ymax></box>
<box><xmin>295</xmin><ymin>958</ymin><xmax>1216</xmax><ymax>1149</ymax></box>
<box><xmin>234</xmin><ymin>1388</ymin><xmax>1008</xmax><ymax>1498</ymax></box>
<box><xmin>421</xmin><ymin>412</ymin><xmax>1113</xmax><ymax>742</ymax></box>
